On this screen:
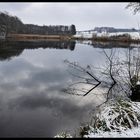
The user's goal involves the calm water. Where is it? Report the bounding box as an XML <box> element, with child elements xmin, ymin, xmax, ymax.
<box><xmin>0</xmin><ymin>40</ymin><xmax>139</xmax><ymax>137</ymax></box>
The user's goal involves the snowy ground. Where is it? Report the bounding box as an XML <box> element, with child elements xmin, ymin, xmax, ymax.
<box><xmin>84</xmin><ymin>100</ymin><xmax>140</xmax><ymax>138</ymax></box>
<box><xmin>74</xmin><ymin>31</ymin><xmax>140</xmax><ymax>39</ymax></box>
<box><xmin>55</xmin><ymin>100</ymin><xmax>140</xmax><ymax>138</ymax></box>
<box><xmin>109</xmin><ymin>32</ymin><xmax>140</xmax><ymax>40</ymax></box>
<box><xmin>85</xmin><ymin>126</ymin><xmax>140</xmax><ymax>138</ymax></box>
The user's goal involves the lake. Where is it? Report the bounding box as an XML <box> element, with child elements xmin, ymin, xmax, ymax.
<box><xmin>0</xmin><ymin>40</ymin><xmax>139</xmax><ymax>137</ymax></box>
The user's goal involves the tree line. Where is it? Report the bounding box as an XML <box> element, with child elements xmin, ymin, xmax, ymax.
<box><xmin>0</xmin><ymin>11</ymin><xmax>76</xmax><ymax>36</ymax></box>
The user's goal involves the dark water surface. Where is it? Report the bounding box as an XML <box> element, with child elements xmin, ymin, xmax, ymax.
<box><xmin>0</xmin><ymin>40</ymin><xmax>138</xmax><ymax>137</ymax></box>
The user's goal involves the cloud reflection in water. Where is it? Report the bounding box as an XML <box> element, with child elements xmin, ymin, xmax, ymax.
<box><xmin>0</xmin><ymin>41</ymin><xmax>100</xmax><ymax>137</ymax></box>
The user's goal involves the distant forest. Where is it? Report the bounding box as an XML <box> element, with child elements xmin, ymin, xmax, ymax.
<box><xmin>0</xmin><ymin>11</ymin><xmax>76</xmax><ymax>35</ymax></box>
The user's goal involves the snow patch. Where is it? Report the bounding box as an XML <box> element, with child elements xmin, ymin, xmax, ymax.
<box><xmin>75</xmin><ymin>31</ymin><xmax>140</xmax><ymax>39</ymax></box>
<box><xmin>83</xmin><ymin>99</ymin><xmax>140</xmax><ymax>138</ymax></box>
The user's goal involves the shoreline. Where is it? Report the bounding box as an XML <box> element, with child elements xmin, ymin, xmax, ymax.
<box><xmin>2</xmin><ymin>33</ymin><xmax>140</xmax><ymax>44</ymax></box>
<box><xmin>6</xmin><ymin>34</ymin><xmax>73</xmax><ymax>41</ymax></box>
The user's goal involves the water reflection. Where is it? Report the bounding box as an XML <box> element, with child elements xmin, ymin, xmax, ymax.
<box><xmin>0</xmin><ymin>40</ymin><xmax>97</xmax><ymax>137</ymax></box>
<box><xmin>0</xmin><ymin>57</ymin><xmax>94</xmax><ymax>137</ymax></box>
<box><xmin>79</xmin><ymin>40</ymin><xmax>140</xmax><ymax>49</ymax></box>
<box><xmin>0</xmin><ymin>40</ymin><xmax>138</xmax><ymax>137</ymax></box>
<box><xmin>0</xmin><ymin>40</ymin><xmax>76</xmax><ymax>61</ymax></box>
<box><xmin>92</xmin><ymin>41</ymin><xmax>132</xmax><ymax>48</ymax></box>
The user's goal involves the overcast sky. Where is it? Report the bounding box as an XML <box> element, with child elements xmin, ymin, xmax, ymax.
<box><xmin>0</xmin><ymin>2</ymin><xmax>140</xmax><ymax>31</ymax></box>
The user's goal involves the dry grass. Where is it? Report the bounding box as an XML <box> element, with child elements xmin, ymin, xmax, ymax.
<box><xmin>7</xmin><ymin>34</ymin><xmax>73</xmax><ymax>41</ymax></box>
<box><xmin>6</xmin><ymin>33</ymin><xmax>140</xmax><ymax>44</ymax></box>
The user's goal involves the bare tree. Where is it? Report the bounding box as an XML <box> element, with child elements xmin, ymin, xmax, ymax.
<box><xmin>63</xmin><ymin>46</ymin><xmax>140</xmax><ymax>105</ymax></box>
<box><xmin>126</xmin><ymin>2</ymin><xmax>140</xmax><ymax>14</ymax></box>
<box><xmin>63</xmin><ymin>48</ymin><xmax>119</xmax><ymax>104</ymax></box>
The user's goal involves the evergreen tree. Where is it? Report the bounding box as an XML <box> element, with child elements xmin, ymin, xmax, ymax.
<box><xmin>70</xmin><ymin>24</ymin><xmax>76</xmax><ymax>35</ymax></box>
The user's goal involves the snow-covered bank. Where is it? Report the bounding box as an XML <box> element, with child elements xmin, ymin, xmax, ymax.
<box><xmin>85</xmin><ymin>126</ymin><xmax>140</xmax><ymax>137</ymax></box>
<box><xmin>83</xmin><ymin>99</ymin><xmax>140</xmax><ymax>138</ymax></box>
<box><xmin>54</xmin><ymin>99</ymin><xmax>140</xmax><ymax>138</ymax></box>
<box><xmin>74</xmin><ymin>31</ymin><xmax>140</xmax><ymax>40</ymax></box>
<box><xmin>109</xmin><ymin>32</ymin><xmax>140</xmax><ymax>40</ymax></box>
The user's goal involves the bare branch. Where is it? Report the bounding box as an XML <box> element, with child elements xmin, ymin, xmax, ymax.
<box><xmin>126</xmin><ymin>2</ymin><xmax>140</xmax><ymax>14</ymax></box>
<box><xmin>83</xmin><ymin>82</ymin><xmax>101</xmax><ymax>96</ymax></box>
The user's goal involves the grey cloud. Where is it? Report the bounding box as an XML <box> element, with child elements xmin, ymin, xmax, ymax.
<box><xmin>0</xmin><ymin>58</ymin><xmax>70</xmax><ymax>102</ymax></box>
<box><xmin>0</xmin><ymin>88</ymin><xmax>95</xmax><ymax>137</ymax></box>
<box><xmin>0</xmin><ymin>3</ymin><xmax>32</xmax><ymax>12</ymax></box>
<box><xmin>0</xmin><ymin>107</ymin><xmax>59</xmax><ymax>137</ymax></box>
<box><xmin>0</xmin><ymin>2</ymin><xmax>139</xmax><ymax>30</ymax></box>
<box><xmin>8</xmin><ymin>92</ymin><xmax>92</xmax><ymax>117</ymax></box>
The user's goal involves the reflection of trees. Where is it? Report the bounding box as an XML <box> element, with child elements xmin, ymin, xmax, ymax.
<box><xmin>0</xmin><ymin>40</ymin><xmax>76</xmax><ymax>61</ymax></box>
<box><xmin>0</xmin><ymin>41</ymin><xmax>24</xmax><ymax>61</ymax></box>
<box><xmin>92</xmin><ymin>41</ymin><xmax>133</xmax><ymax>49</ymax></box>
<box><xmin>78</xmin><ymin>41</ymin><xmax>138</xmax><ymax>49</ymax></box>
<box><xmin>14</xmin><ymin>40</ymin><xmax>76</xmax><ymax>51</ymax></box>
